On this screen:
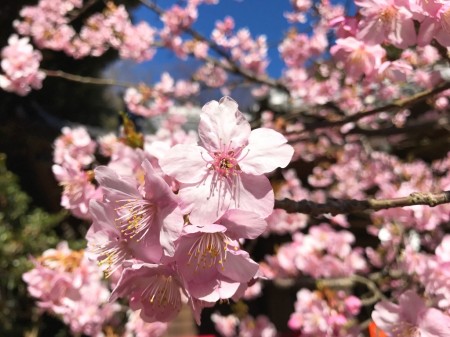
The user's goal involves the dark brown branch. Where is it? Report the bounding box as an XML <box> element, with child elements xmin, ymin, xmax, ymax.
<box><xmin>275</xmin><ymin>191</ymin><xmax>450</xmax><ymax>216</ymax></box>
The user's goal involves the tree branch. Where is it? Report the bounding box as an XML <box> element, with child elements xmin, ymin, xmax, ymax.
<box><xmin>275</xmin><ymin>191</ymin><xmax>450</xmax><ymax>216</ymax></box>
<box><xmin>287</xmin><ymin>81</ymin><xmax>450</xmax><ymax>139</ymax></box>
<box><xmin>42</xmin><ymin>69</ymin><xmax>137</xmax><ymax>87</ymax></box>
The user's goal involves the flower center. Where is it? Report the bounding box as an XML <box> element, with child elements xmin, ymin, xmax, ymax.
<box><xmin>188</xmin><ymin>232</ymin><xmax>231</xmax><ymax>271</ymax></box>
<box><xmin>212</xmin><ymin>151</ymin><xmax>241</xmax><ymax>177</ymax></box>
<box><xmin>379</xmin><ymin>6</ymin><xmax>396</xmax><ymax>25</ymax></box>
<box><xmin>115</xmin><ymin>199</ymin><xmax>156</xmax><ymax>241</ymax></box>
<box><xmin>144</xmin><ymin>274</ymin><xmax>181</xmax><ymax>309</ymax></box>
<box><xmin>38</xmin><ymin>250</ymin><xmax>84</xmax><ymax>272</ymax></box>
<box><xmin>91</xmin><ymin>239</ymin><xmax>127</xmax><ymax>278</ymax></box>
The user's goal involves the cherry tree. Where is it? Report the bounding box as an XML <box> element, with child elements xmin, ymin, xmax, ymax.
<box><xmin>2</xmin><ymin>0</ymin><xmax>450</xmax><ymax>336</ymax></box>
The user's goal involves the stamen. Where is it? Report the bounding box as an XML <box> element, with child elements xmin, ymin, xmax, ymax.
<box><xmin>143</xmin><ymin>275</ymin><xmax>181</xmax><ymax>309</ymax></box>
<box><xmin>187</xmin><ymin>232</ymin><xmax>230</xmax><ymax>271</ymax></box>
<box><xmin>91</xmin><ymin>240</ymin><xmax>127</xmax><ymax>278</ymax></box>
<box><xmin>115</xmin><ymin>198</ymin><xmax>156</xmax><ymax>241</ymax></box>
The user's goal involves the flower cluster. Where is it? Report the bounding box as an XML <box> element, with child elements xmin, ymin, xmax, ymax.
<box><xmin>86</xmin><ymin>96</ymin><xmax>293</xmax><ymax>323</ymax></box>
<box><xmin>23</xmin><ymin>242</ymin><xmax>120</xmax><ymax>336</ymax></box>
<box><xmin>14</xmin><ymin>1</ymin><xmax>156</xmax><ymax>61</ymax></box>
<box><xmin>211</xmin><ymin>312</ymin><xmax>277</xmax><ymax>337</ymax></box>
<box><xmin>0</xmin><ymin>35</ymin><xmax>45</xmax><ymax>95</ymax></box>
<box><xmin>124</xmin><ymin>73</ymin><xmax>199</xmax><ymax>118</ymax></box>
<box><xmin>288</xmin><ymin>289</ymin><xmax>362</xmax><ymax>337</ymax></box>
<box><xmin>264</xmin><ymin>224</ymin><xmax>367</xmax><ymax>279</ymax></box>
<box><xmin>52</xmin><ymin>126</ymin><xmax>101</xmax><ymax>219</ymax></box>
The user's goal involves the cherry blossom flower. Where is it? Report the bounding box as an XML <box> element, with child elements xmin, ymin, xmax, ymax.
<box><xmin>23</xmin><ymin>242</ymin><xmax>120</xmax><ymax>337</ymax></box>
<box><xmin>53</xmin><ymin>126</ymin><xmax>96</xmax><ymax>168</ymax></box>
<box><xmin>372</xmin><ymin>290</ymin><xmax>450</xmax><ymax>337</ymax></box>
<box><xmin>94</xmin><ymin>160</ymin><xmax>183</xmax><ymax>259</ymax></box>
<box><xmin>160</xmin><ymin>96</ymin><xmax>293</xmax><ymax>225</ymax></box>
<box><xmin>175</xmin><ymin>223</ymin><xmax>259</xmax><ymax>302</ymax></box>
<box><xmin>0</xmin><ymin>35</ymin><xmax>45</xmax><ymax>95</ymax></box>
<box><xmin>110</xmin><ymin>263</ymin><xmax>185</xmax><ymax>323</ymax></box>
<box><xmin>331</xmin><ymin>37</ymin><xmax>386</xmax><ymax>81</ymax></box>
<box><xmin>355</xmin><ymin>0</ymin><xmax>416</xmax><ymax>48</ymax></box>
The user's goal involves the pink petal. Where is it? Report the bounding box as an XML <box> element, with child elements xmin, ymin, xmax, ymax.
<box><xmin>88</xmin><ymin>200</ymin><xmax>117</xmax><ymax>234</ymax></box>
<box><xmin>179</xmin><ymin>175</ymin><xmax>233</xmax><ymax>226</ymax></box>
<box><xmin>240</xmin><ymin>128</ymin><xmax>293</xmax><ymax>175</ymax></box>
<box><xmin>159</xmin><ymin>144</ymin><xmax>209</xmax><ymax>184</ymax></box>
<box><xmin>142</xmin><ymin>159</ymin><xmax>177</xmax><ymax>202</ymax></box>
<box><xmin>372</xmin><ymin>301</ymin><xmax>400</xmax><ymax>333</ymax></box>
<box><xmin>419</xmin><ymin>308</ymin><xmax>450</xmax><ymax>337</ymax></box>
<box><xmin>220</xmin><ymin>209</ymin><xmax>267</xmax><ymax>239</ymax></box>
<box><xmin>398</xmin><ymin>290</ymin><xmax>426</xmax><ymax>324</ymax></box>
<box><xmin>199</xmin><ymin>96</ymin><xmax>251</xmax><ymax>152</ymax></box>
<box><xmin>94</xmin><ymin>166</ymin><xmax>139</xmax><ymax>199</ymax></box>
<box><xmin>221</xmin><ymin>250</ymin><xmax>259</xmax><ymax>282</ymax></box>
<box><xmin>233</xmin><ymin>173</ymin><xmax>274</xmax><ymax>219</ymax></box>
<box><xmin>159</xmin><ymin>206</ymin><xmax>184</xmax><ymax>257</ymax></box>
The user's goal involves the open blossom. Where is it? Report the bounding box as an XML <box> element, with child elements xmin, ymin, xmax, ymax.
<box><xmin>53</xmin><ymin>126</ymin><xmax>96</xmax><ymax>168</ymax></box>
<box><xmin>94</xmin><ymin>160</ymin><xmax>183</xmax><ymax>260</ymax></box>
<box><xmin>110</xmin><ymin>263</ymin><xmax>185</xmax><ymax>323</ymax></box>
<box><xmin>123</xmin><ymin>310</ymin><xmax>168</xmax><ymax>337</ymax></box>
<box><xmin>0</xmin><ymin>34</ymin><xmax>45</xmax><ymax>95</ymax></box>
<box><xmin>52</xmin><ymin>164</ymin><xmax>101</xmax><ymax>220</ymax></box>
<box><xmin>355</xmin><ymin>0</ymin><xmax>416</xmax><ymax>48</ymax></box>
<box><xmin>372</xmin><ymin>290</ymin><xmax>450</xmax><ymax>337</ymax></box>
<box><xmin>418</xmin><ymin>2</ymin><xmax>450</xmax><ymax>47</ymax></box>
<box><xmin>175</xmin><ymin>223</ymin><xmax>260</xmax><ymax>302</ymax></box>
<box><xmin>23</xmin><ymin>242</ymin><xmax>120</xmax><ymax>337</ymax></box>
<box><xmin>331</xmin><ymin>37</ymin><xmax>386</xmax><ymax>81</ymax></box>
<box><xmin>160</xmin><ymin>96</ymin><xmax>293</xmax><ymax>225</ymax></box>
<box><xmin>87</xmin><ymin>200</ymin><xmax>156</xmax><ymax>278</ymax></box>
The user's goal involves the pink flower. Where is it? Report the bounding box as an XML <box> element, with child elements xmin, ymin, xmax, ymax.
<box><xmin>52</xmin><ymin>164</ymin><xmax>101</xmax><ymax>220</ymax></box>
<box><xmin>53</xmin><ymin>126</ymin><xmax>96</xmax><ymax>168</ymax></box>
<box><xmin>94</xmin><ymin>159</ymin><xmax>183</xmax><ymax>259</ymax></box>
<box><xmin>372</xmin><ymin>290</ymin><xmax>450</xmax><ymax>337</ymax></box>
<box><xmin>418</xmin><ymin>2</ymin><xmax>450</xmax><ymax>47</ymax></box>
<box><xmin>175</xmin><ymin>223</ymin><xmax>259</xmax><ymax>302</ymax></box>
<box><xmin>355</xmin><ymin>0</ymin><xmax>416</xmax><ymax>48</ymax></box>
<box><xmin>0</xmin><ymin>34</ymin><xmax>45</xmax><ymax>95</ymax></box>
<box><xmin>124</xmin><ymin>310</ymin><xmax>168</xmax><ymax>337</ymax></box>
<box><xmin>160</xmin><ymin>96</ymin><xmax>293</xmax><ymax>225</ymax></box>
<box><xmin>331</xmin><ymin>37</ymin><xmax>386</xmax><ymax>81</ymax></box>
<box><xmin>110</xmin><ymin>263</ymin><xmax>184</xmax><ymax>323</ymax></box>
<box><xmin>23</xmin><ymin>242</ymin><xmax>120</xmax><ymax>337</ymax></box>
<box><xmin>87</xmin><ymin>200</ymin><xmax>158</xmax><ymax>277</ymax></box>
<box><xmin>211</xmin><ymin>313</ymin><xmax>239</xmax><ymax>337</ymax></box>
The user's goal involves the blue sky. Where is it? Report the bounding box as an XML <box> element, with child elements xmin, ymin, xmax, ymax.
<box><xmin>109</xmin><ymin>0</ymin><xmax>355</xmax><ymax>85</ymax></box>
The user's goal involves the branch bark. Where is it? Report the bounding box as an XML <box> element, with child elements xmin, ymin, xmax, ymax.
<box><xmin>275</xmin><ymin>191</ymin><xmax>450</xmax><ymax>216</ymax></box>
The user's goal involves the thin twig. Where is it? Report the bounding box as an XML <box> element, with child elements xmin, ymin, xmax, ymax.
<box><xmin>318</xmin><ymin>274</ymin><xmax>387</xmax><ymax>306</ymax></box>
<box><xmin>42</xmin><ymin>69</ymin><xmax>137</xmax><ymax>88</ymax></box>
<box><xmin>275</xmin><ymin>190</ymin><xmax>450</xmax><ymax>216</ymax></box>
